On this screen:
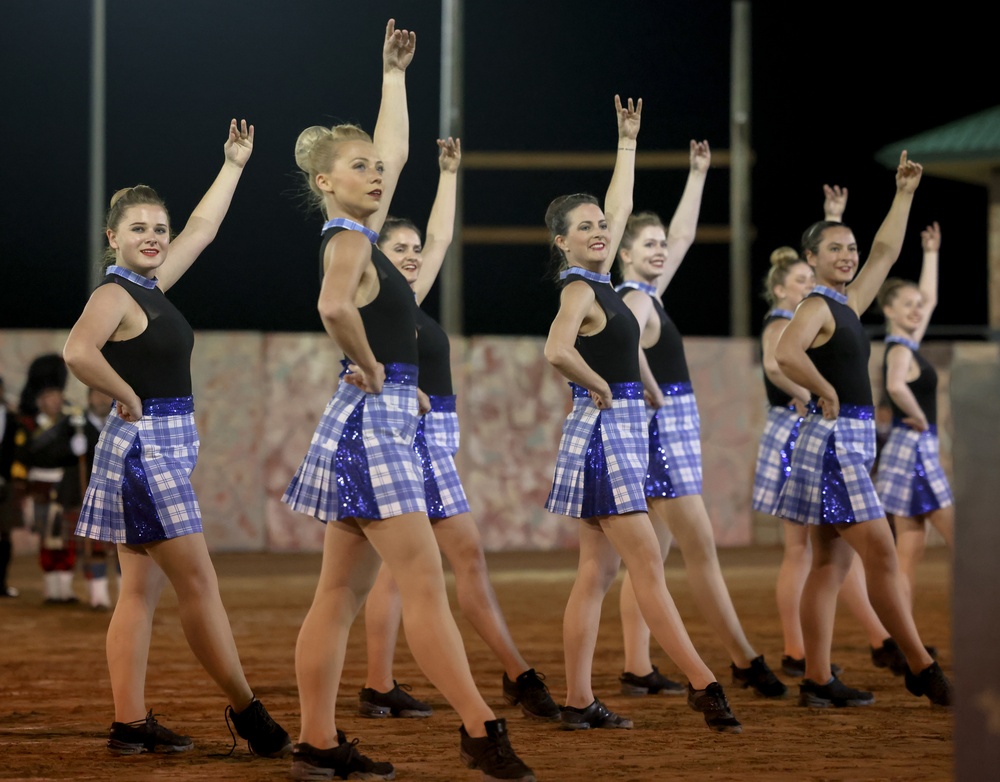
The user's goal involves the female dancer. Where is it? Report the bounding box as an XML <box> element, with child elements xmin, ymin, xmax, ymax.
<box><xmin>773</xmin><ymin>152</ymin><xmax>951</xmax><ymax>708</ymax></box>
<box><xmin>360</xmin><ymin>138</ymin><xmax>560</xmax><ymax>722</ymax></box>
<box><xmin>614</xmin><ymin>141</ymin><xmax>785</xmax><ymax>699</ymax></box>
<box><xmin>545</xmin><ymin>96</ymin><xmax>741</xmax><ymax>733</ymax></box>
<box><xmin>63</xmin><ymin>120</ymin><xmax>291</xmax><ymax>757</ymax></box>
<box><xmin>875</xmin><ymin>221</ymin><xmax>954</xmax><ymax>608</ymax></box>
<box><xmin>283</xmin><ymin>20</ymin><xmax>534</xmax><ymax>782</ymax></box>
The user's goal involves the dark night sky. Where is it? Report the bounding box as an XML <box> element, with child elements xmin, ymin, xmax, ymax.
<box><xmin>1</xmin><ymin>1</ymin><xmax>996</xmax><ymax>338</ymax></box>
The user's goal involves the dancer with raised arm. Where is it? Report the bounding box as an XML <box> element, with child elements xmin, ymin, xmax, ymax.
<box><xmin>63</xmin><ymin>119</ymin><xmax>291</xmax><ymax>758</ymax></box>
<box><xmin>284</xmin><ymin>20</ymin><xmax>535</xmax><ymax>781</ymax></box>
<box><xmin>774</xmin><ymin>153</ymin><xmax>952</xmax><ymax>708</ymax></box>
<box><xmin>545</xmin><ymin>97</ymin><xmax>741</xmax><ymax>734</ymax></box>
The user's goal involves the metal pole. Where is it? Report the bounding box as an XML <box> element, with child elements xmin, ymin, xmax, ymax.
<box><xmin>729</xmin><ymin>1</ymin><xmax>751</xmax><ymax>337</ymax></box>
<box><xmin>88</xmin><ymin>0</ymin><xmax>106</xmax><ymax>291</ymax></box>
<box><xmin>439</xmin><ymin>0</ymin><xmax>464</xmax><ymax>335</ymax></box>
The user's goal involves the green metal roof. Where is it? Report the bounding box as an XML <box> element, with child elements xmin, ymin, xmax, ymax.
<box><xmin>875</xmin><ymin>106</ymin><xmax>1000</xmax><ymax>185</ymax></box>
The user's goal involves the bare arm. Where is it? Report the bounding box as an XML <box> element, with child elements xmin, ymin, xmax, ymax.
<box><xmin>157</xmin><ymin>119</ymin><xmax>254</xmax><ymax>292</ymax></box>
<box><xmin>761</xmin><ymin>319</ymin><xmax>811</xmax><ymax>405</ymax></box>
<box><xmin>413</xmin><ymin>137</ymin><xmax>461</xmax><ymax>304</ymax></box>
<box><xmin>62</xmin><ymin>286</ymin><xmax>144</xmax><ymax>421</ymax></box>
<box><xmin>369</xmin><ymin>19</ymin><xmax>415</xmax><ymax>235</ymax></box>
<box><xmin>823</xmin><ymin>184</ymin><xmax>848</xmax><ymax>223</ymax></box>
<box><xmin>620</xmin><ymin>289</ymin><xmax>664</xmax><ymax>407</ymax></box>
<box><xmin>847</xmin><ymin>151</ymin><xmax>923</xmax><ymax>315</ymax></box>
<box><xmin>775</xmin><ymin>297</ymin><xmax>840</xmax><ymax>418</ymax></box>
<box><xmin>913</xmin><ymin>221</ymin><xmax>940</xmax><ymax>342</ymax></box>
<box><xmin>884</xmin><ymin>345</ymin><xmax>928</xmax><ymax>431</ymax></box>
<box><xmin>603</xmin><ymin>95</ymin><xmax>642</xmax><ymax>264</ymax></box>
<box><xmin>544</xmin><ymin>282</ymin><xmax>613</xmax><ymax>408</ymax></box>
<box><xmin>657</xmin><ymin>140</ymin><xmax>710</xmax><ymax>296</ymax></box>
<box><xmin>318</xmin><ymin>231</ymin><xmax>384</xmax><ymax>393</ymax></box>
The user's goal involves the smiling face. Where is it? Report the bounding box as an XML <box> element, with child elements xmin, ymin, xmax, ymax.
<box><xmin>774</xmin><ymin>261</ymin><xmax>815</xmax><ymax>308</ymax></box>
<box><xmin>556</xmin><ymin>203</ymin><xmax>610</xmax><ymax>266</ymax></box>
<box><xmin>107</xmin><ymin>205</ymin><xmax>170</xmax><ymax>277</ymax></box>
<box><xmin>805</xmin><ymin>225</ymin><xmax>859</xmax><ymax>287</ymax></box>
<box><xmin>620</xmin><ymin>224</ymin><xmax>668</xmax><ymax>282</ymax></box>
<box><xmin>884</xmin><ymin>284</ymin><xmax>923</xmax><ymax>335</ymax></box>
<box><xmin>380</xmin><ymin>226</ymin><xmax>423</xmax><ymax>286</ymax></box>
<box><xmin>316</xmin><ymin>139</ymin><xmax>384</xmax><ymax>219</ymax></box>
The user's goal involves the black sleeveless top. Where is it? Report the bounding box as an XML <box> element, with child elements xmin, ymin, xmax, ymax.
<box><xmin>762</xmin><ymin>313</ymin><xmax>793</xmax><ymax>408</ymax></box>
<box><xmin>416</xmin><ymin>308</ymin><xmax>452</xmax><ymax>396</ymax></box>
<box><xmin>100</xmin><ymin>274</ymin><xmax>194</xmax><ymax>399</ymax></box>
<box><xmin>566</xmin><ymin>277</ymin><xmax>641</xmax><ymax>384</ymax></box>
<box><xmin>883</xmin><ymin>343</ymin><xmax>937</xmax><ymax>425</ymax></box>
<box><xmin>805</xmin><ymin>292</ymin><xmax>872</xmax><ymax>407</ymax></box>
<box><xmin>319</xmin><ymin>226</ymin><xmax>418</xmax><ymax>366</ymax></box>
<box><xmin>622</xmin><ymin>291</ymin><xmax>691</xmax><ymax>385</ymax></box>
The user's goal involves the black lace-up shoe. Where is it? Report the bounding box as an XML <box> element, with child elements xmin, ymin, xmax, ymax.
<box><xmin>459</xmin><ymin>718</ymin><xmax>535</xmax><ymax>782</ymax></box>
<box><xmin>731</xmin><ymin>655</ymin><xmax>788</xmax><ymax>698</ymax></box>
<box><xmin>225</xmin><ymin>697</ymin><xmax>292</xmax><ymax>758</ymax></box>
<box><xmin>107</xmin><ymin>710</ymin><xmax>193</xmax><ymax>754</ymax></box>
<box><xmin>358</xmin><ymin>681</ymin><xmax>433</xmax><ymax>718</ymax></box>
<box><xmin>905</xmin><ymin>661</ymin><xmax>953</xmax><ymax>708</ymax></box>
<box><xmin>687</xmin><ymin>682</ymin><xmax>743</xmax><ymax>733</ymax></box>
<box><xmin>291</xmin><ymin>731</ymin><xmax>395</xmax><ymax>780</ymax></box>
<box><xmin>502</xmin><ymin>669</ymin><xmax>560</xmax><ymax>720</ymax></box>
<box><xmin>619</xmin><ymin>665</ymin><xmax>685</xmax><ymax>695</ymax></box>
<box><xmin>871</xmin><ymin>638</ymin><xmax>908</xmax><ymax>675</ymax></box>
<box><xmin>798</xmin><ymin>676</ymin><xmax>874</xmax><ymax>708</ymax></box>
<box><xmin>559</xmin><ymin>698</ymin><xmax>633</xmax><ymax>730</ymax></box>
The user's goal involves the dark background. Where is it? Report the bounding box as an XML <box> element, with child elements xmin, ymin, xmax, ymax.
<box><xmin>1</xmin><ymin>1</ymin><xmax>995</xmax><ymax>337</ymax></box>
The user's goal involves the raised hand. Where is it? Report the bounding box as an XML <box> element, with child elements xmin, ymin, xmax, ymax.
<box><xmin>615</xmin><ymin>94</ymin><xmax>642</xmax><ymax>141</ymax></box>
<box><xmin>224</xmin><ymin>118</ymin><xmax>254</xmax><ymax>168</ymax></box>
<box><xmin>895</xmin><ymin>150</ymin><xmax>923</xmax><ymax>194</ymax></box>
<box><xmin>823</xmin><ymin>184</ymin><xmax>848</xmax><ymax>221</ymax></box>
<box><xmin>383</xmin><ymin>18</ymin><xmax>416</xmax><ymax>72</ymax></box>
<box><xmin>921</xmin><ymin>221</ymin><xmax>941</xmax><ymax>252</ymax></box>
<box><xmin>690</xmin><ymin>140</ymin><xmax>711</xmax><ymax>173</ymax></box>
<box><xmin>437</xmin><ymin>137</ymin><xmax>461</xmax><ymax>173</ymax></box>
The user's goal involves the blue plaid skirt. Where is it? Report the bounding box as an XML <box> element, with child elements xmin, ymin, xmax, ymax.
<box><xmin>414</xmin><ymin>395</ymin><xmax>471</xmax><ymax>520</ymax></box>
<box><xmin>774</xmin><ymin>403</ymin><xmax>884</xmax><ymax>526</ymax></box>
<box><xmin>645</xmin><ymin>383</ymin><xmax>703</xmax><ymax>499</ymax></box>
<box><xmin>76</xmin><ymin>397</ymin><xmax>202</xmax><ymax>545</ymax></box>
<box><xmin>283</xmin><ymin>363</ymin><xmax>427</xmax><ymax>522</ymax></box>
<box><xmin>752</xmin><ymin>404</ymin><xmax>803</xmax><ymax>514</ymax></box>
<box><xmin>546</xmin><ymin>382</ymin><xmax>649</xmax><ymax>519</ymax></box>
<box><xmin>875</xmin><ymin>423</ymin><xmax>953</xmax><ymax>517</ymax></box>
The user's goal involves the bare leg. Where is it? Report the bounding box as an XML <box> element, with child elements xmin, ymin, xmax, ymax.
<box><xmin>363</xmin><ymin>563</ymin><xmax>402</xmax><ymax>692</ymax></box>
<box><xmin>434</xmin><ymin>513</ymin><xmax>529</xmax><ymax>679</ymax></box>
<box><xmin>927</xmin><ymin>505</ymin><xmax>955</xmax><ymax>549</ymax></box>
<box><xmin>108</xmin><ymin>544</ymin><xmax>168</xmax><ymax>723</ymax></box>
<box><xmin>839</xmin><ymin>518</ymin><xmax>934</xmax><ymax>673</ymax></box>
<box><xmin>145</xmin><ymin>533</ymin><xmax>253</xmax><ymax>712</ymax></box>
<box><xmin>363</xmin><ymin>513</ymin><xmax>495</xmax><ymax>737</ymax></box>
<box><xmin>297</xmin><ymin>522</ymin><xmax>382</xmax><ymax>748</ymax></box>
<box><xmin>801</xmin><ymin>526</ymin><xmax>854</xmax><ymax>684</ymax></box>
<box><xmin>838</xmin><ymin>554</ymin><xmax>893</xmax><ymax>647</ymax></box>
<box><xmin>776</xmin><ymin>520</ymin><xmax>810</xmax><ymax>659</ymax></box>
<box><xmin>619</xmin><ymin>502</ymin><xmax>672</xmax><ymax>675</ymax></box>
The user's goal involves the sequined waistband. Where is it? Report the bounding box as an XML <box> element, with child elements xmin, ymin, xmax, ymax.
<box><xmin>427</xmin><ymin>395</ymin><xmax>457</xmax><ymax>413</ymax></box>
<box><xmin>142</xmin><ymin>396</ymin><xmax>195</xmax><ymax>416</ymax></box>
<box><xmin>340</xmin><ymin>361</ymin><xmax>419</xmax><ymax>386</ymax></box>
<box><xmin>658</xmin><ymin>381</ymin><xmax>693</xmax><ymax>396</ymax></box>
<box><xmin>806</xmin><ymin>401</ymin><xmax>874</xmax><ymax>420</ymax></box>
<box><xmin>892</xmin><ymin>418</ymin><xmax>937</xmax><ymax>434</ymax></box>
<box><xmin>570</xmin><ymin>381</ymin><xmax>644</xmax><ymax>400</ymax></box>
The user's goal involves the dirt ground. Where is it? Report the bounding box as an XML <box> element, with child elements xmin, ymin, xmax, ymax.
<box><xmin>0</xmin><ymin>546</ymin><xmax>952</xmax><ymax>781</ymax></box>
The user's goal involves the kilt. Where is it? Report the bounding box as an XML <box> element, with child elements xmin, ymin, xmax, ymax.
<box><xmin>283</xmin><ymin>363</ymin><xmax>426</xmax><ymax>522</ymax></box>
<box><xmin>875</xmin><ymin>423</ymin><xmax>953</xmax><ymax>517</ymax></box>
<box><xmin>76</xmin><ymin>396</ymin><xmax>202</xmax><ymax>545</ymax></box>
<box><xmin>645</xmin><ymin>382</ymin><xmax>703</xmax><ymax>499</ymax></box>
<box><xmin>546</xmin><ymin>382</ymin><xmax>649</xmax><ymax>519</ymax></box>
<box><xmin>751</xmin><ymin>404</ymin><xmax>803</xmax><ymax>514</ymax></box>
<box><xmin>774</xmin><ymin>403</ymin><xmax>883</xmax><ymax>526</ymax></box>
<box><xmin>414</xmin><ymin>395</ymin><xmax>470</xmax><ymax>520</ymax></box>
